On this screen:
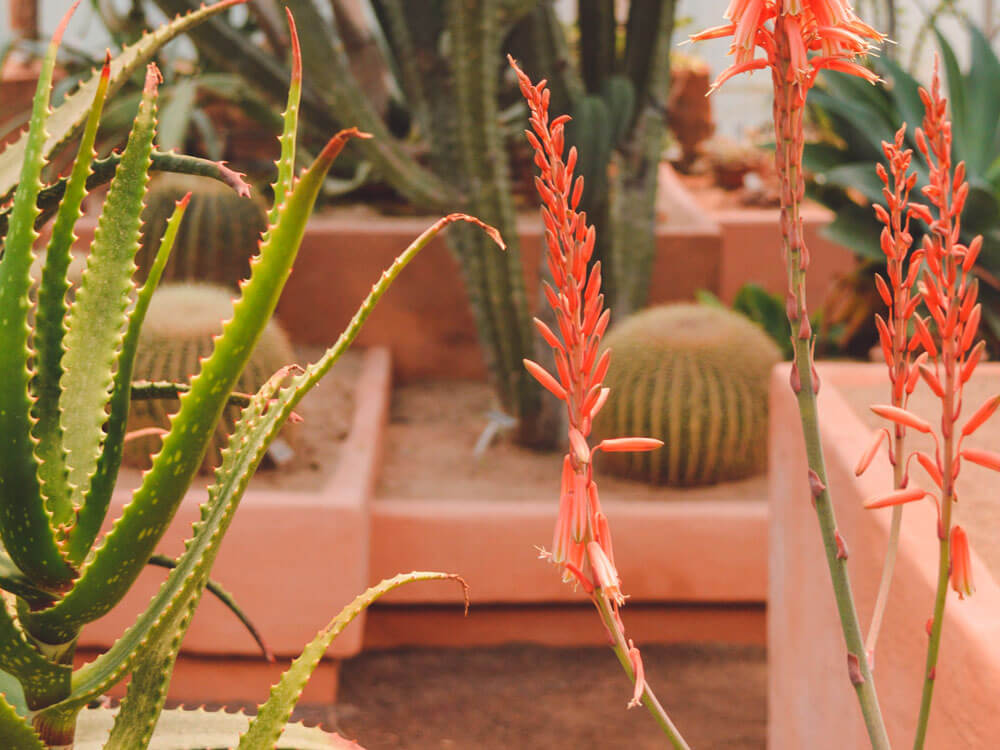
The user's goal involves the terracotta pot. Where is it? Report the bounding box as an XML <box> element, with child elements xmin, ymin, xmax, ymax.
<box><xmin>769</xmin><ymin>362</ymin><xmax>1000</xmax><ymax>749</ymax></box>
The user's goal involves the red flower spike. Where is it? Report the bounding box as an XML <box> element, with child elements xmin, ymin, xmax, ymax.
<box><xmin>523</xmin><ymin>359</ymin><xmax>567</xmax><ymax>401</ymax></box>
<box><xmin>597</xmin><ymin>438</ymin><xmax>665</xmax><ymax>453</ymax></box>
<box><xmin>918</xmin><ymin>364</ymin><xmax>945</xmax><ymax>398</ymax></box>
<box><xmin>855</xmin><ymin>429</ymin><xmax>887</xmax><ymax>476</ymax></box>
<box><xmin>864</xmin><ymin>487</ymin><xmax>929</xmax><ymax>509</ymax></box>
<box><xmin>960</xmin><ymin>447</ymin><xmax>1000</xmax><ymax>472</ymax></box>
<box><xmin>627</xmin><ymin>640</ymin><xmax>645</xmax><ymax>709</ymax></box>
<box><xmin>916</xmin><ymin>451</ymin><xmax>944</xmax><ymax>487</ymax></box>
<box><xmin>871</xmin><ymin>404</ymin><xmax>933</xmax><ymax>434</ymax></box>
<box><xmin>950</xmin><ymin>525</ymin><xmax>974</xmax><ymax>599</ymax></box>
<box><xmin>962</xmin><ymin>395</ymin><xmax>1000</xmax><ymax>437</ymax></box>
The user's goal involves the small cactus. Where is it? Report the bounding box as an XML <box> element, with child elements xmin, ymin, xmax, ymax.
<box><xmin>593</xmin><ymin>304</ymin><xmax>781</xmax><ymax>486</ymax></box>
<box><xmin>135</xmin><ymin>173</ymin><xmax>267</xmax><ymax>286</ymax></box>
<box><xmin>124</xmin><ymin>282</ymin><xmax>296</xmax><ymax>473</ymax></box>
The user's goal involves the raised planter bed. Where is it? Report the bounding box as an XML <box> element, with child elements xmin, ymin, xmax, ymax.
<box><xmin>769</xmin><ymin>362</ymin><xmax>1000</xmax><ymax>749</ymax></box>
<box><xmin>74</xmin><ymin>347</ymin><xmax>391</xmax><ymax>704</ymax></box>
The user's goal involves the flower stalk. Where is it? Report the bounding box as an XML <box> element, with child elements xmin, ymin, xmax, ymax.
<box><xmin>693</xmin><ymin>2</ymin><xmax>890</xmax><ymax>746</ymax></box>
<box><xmin>509</xmin><ymin>56</ymin><xmax>689</xmax><ymax>749</ymax></box>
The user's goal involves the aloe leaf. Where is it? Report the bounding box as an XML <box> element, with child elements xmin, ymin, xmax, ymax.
<box><xmin>267</xmin><ymin>7</ymin><xmax>302</xmax><ymax>230</ymax></box>
<box><xmin>32</xmin><ymin>54</ymin><xmax>112</xmax><ymax>531</ymax></box>
<box><xmin>240</xmin><ymin>572</ymin><xmax>467</xmax><ymax>749</ymax></box>
<box><xmin>64</xmin><ymin>194</ymin><xmax>189</xmax><ymax>566</ymax></box>
<box><xmin>0</xmin><ymin>0</ymin><xmax>248</xmax><ymax>206</ymax></box>
<box><xmin>0</xmin><ymin>548</ymin><xmax>57</xmax><ymax>608</ymax></box>
<box><xmin>0</xmin><ymin>669</ymin><xmax>28</xmax><ymax>719</ymax></box>
<box><xmin>23</xmin><ymin>122</ymin><xmax>366</xmax><ymax>643</ymax></box>
<box><xmin>129</xmin><ymin>381</ymin><xmax>254</xmax><ymax>408</ymax></box>
<box><xmin>60</xmin><ymin>65</ymin><xmax>160</xmax><ymax>514</ymax></box>
<box><xmin>146</xmin><ymin>554</ymin><xmax>273</xmax><ymax>660</ymax></box>
<box><xmin>75</xmin><ymin>706</ymin><xmax>361</xmax><ymax>749</ymax></box>
<box><xmin>0</xmin><ymin>692</ymin><xmax>45</xmax><ymax>750</ymax></box>
<box><xmin>103</xmin><ymin>585</ymin><xmax>202</xmax><ymax>749</ymax></box>
<box><xmin>0</xmin><ymin>150</ymin><xmax>250</xmax><ymax>241</ymax></box>
<box><xmin>47</xmin><ymin>213</ymin><xmax>500</xmax><ymax>710</ymax></box>
<box><xmin>0</xmin><ymin>5</ymin><xmax>78</xmax><ymax>591</ymax></box>
<box><xmin>0</xmin><ymin>593</ymin><xmax>71</xmax><ymax>707</ymax></box>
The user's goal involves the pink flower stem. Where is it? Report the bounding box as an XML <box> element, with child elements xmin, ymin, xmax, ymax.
<box><xmin>771</xmin><ymin>26</ymin><xmax>891</xmax><ymax>749</ymax></box>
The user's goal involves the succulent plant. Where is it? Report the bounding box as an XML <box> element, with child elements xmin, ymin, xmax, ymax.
<box><xmin>135</xmin><ymin>173</ymin><xmax>268</xmax><ymax>286</ymax></box>
<box><xmin>0</xmin><ymin>6</ymin><xmax>488</xmax><ymax>747</ymax></box>
<box><xmin>592</xmin><ymin>304</ymin><xmax>781</xmax><ymax>486</ymax></box>
<box><xmin>124</xmin><ymin>283</ymin><xmax>296</xmax><ymax>473</ymax></box>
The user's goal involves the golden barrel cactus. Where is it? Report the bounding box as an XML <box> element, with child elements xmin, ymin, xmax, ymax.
<box><xmin>593</xmin><ymin>303</ymin><xmax>781</xmax><ymax>486</ymax></box>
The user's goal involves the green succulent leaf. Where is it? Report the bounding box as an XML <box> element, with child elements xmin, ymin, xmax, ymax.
<box><xmin>32</xmin><ymin>54</ymin><xmax>112</xmax><ymax>531</ymax></box>
<box><xmin>933</xmin><ymin>27</ymin><xmax>968</xmax><ymax>164</ymax></box>
<box><xmin>0</xmin><ymin>668</ymin><xmax>28</xmax><ymax>719</ymax></box>
<box><xmin>60</xmin><ymin>65</ymin><xmax>160</xmax><ymax>513</ymax></box>
<box><xmin>240</xmin><ymin>571</ymin><xmax>467</xmax><ymax>749</ymax></box>
<box><xmin>0</xmin><ymin>691</ymin><xmax>44</xmax><ymax>750</ymax></box>
<box><xmin>75</xmin><ymin>706</ymin><xmax>360</xmax><ymax>749</ymax></box>
<box><xmin>64</xmin><ymin>193</ymin><xmax>189</xmax><ymax>566</ymax></box>
<box><xmin>0</xmin><ymin>548</ymin><xmax>57</xmax><ymax>608</ymax></box>
<box><xmin>0</xmin><ymin>0</ymin><xmax>248</xmax><ymax>206</ymax></box>
<box><xmin>0</xmin><ymin>593</ymin><xmax>70</xmax><ymax>707</ymax></box>
<box><xmin>0</xmin><ymin>6</ymin><xmax>77</xmax><ymax>591</ymax></box>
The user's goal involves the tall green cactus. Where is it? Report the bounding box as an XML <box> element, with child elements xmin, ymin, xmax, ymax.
<box><xmin>592</xmin><ymin>304</ymin><xmax>781</xmax><ymax>486</ymax></box>
<box><xmin>0</xmin><ymin>6</ymin><xmax>487</xmax><ymax>747</ymax></box>
<box><xmin>150</xmin><ymin>0</ymin><xmax>679</xmax><ymax>446</ymax></box>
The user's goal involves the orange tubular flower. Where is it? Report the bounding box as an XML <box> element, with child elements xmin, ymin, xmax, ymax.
<box><xmin>692</xmin><ymin>0</ymin><xmax>884</xmax><ymax>95</ymax></box>
<box><xmin>950</xmin><ymin>525</ymin><xmax>974</xmax><ymax>599</ymax></box>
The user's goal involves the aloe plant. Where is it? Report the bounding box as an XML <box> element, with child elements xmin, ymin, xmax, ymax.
<box><xmin>805</xmin><ymin>22</ymin><xmax>1000</xmax><ymax>352</ymax></box>
<box><xmin>148</xmin><ymin>0</ymin><xmax>678</xmax><ymax>447</ymax></box>
<box><xmin>0</xmin><ymin>5</ymin><xmax>487</xmax><ymax>747</ymax></box>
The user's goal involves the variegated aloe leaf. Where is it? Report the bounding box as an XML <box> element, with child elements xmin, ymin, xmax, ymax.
<box><xmin>75</xmin><ymin>706</ymin><xmax>361</xmax><ymax>749</ymax></box>
<box><xmin>240</xmin><ymin>572</ymin><xmax>468</xmax><ymax>749</ymax></box>
<box><xmin>40</xmin><ymin>212</ymin><xmax>501</xmax><ymax>716</ymax></box>
<box><xmin>0</xmin><ymin>668</ymin><xmax>28</xmax><ymax>719</ymax></box>
<box><xmin>0</xmin><ymin>592</ymin><xmax>70</xmax><ymax>708</ymax></box>
<box><xmin>0</xmin><ymin>691</ymin><xmax>44</xmax><ymax>750</ymax></box>
<box><xmin>64</xmin><ymin>193</ymin><xmax>190</xmax><ymax>566</ymax></box>
<box><xmin>60</xmin><ymin>64</ymin><xmax>160</xmax><ymax>515</ymax></box>
<box><xmin>0</xmin><ymin>0</ymin><xmax>248</xmax><ymax>206</ymax></box>
<box><xmin>32</xmin><ymin>53</ymin><xmax>112</xmax><ymax>531</ymax></box>
<box><xmin>0</xmin><ymin>5</ymin><xmax>77</xmax><ymax>591</ymax></box>
<box><xmin>0</xmin><ymin>549</ymin><xmax>57</xmax><ymax>609</ymax></box>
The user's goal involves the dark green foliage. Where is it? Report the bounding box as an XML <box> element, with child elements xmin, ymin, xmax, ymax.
<box><xmin>136</xmin><ymin>174</ymin><xmax>267</xmax><ymax>287</ymax></box>
<box><xmin>805</xmin><ymin>23</ymin><xmax>1000</xmax><ymax>350</ymax></box>
<box><xmin>124</xmin><ymin>283</ymin><xmax>296</xmax><ymax>473</ymax></box>
<box><xmin>593</xmin><ymin>304</ymin><xmax>781</xmax><ymax>486</ymax></box>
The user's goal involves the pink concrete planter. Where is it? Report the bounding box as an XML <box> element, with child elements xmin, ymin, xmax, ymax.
<box><xmin>769</xmin><ymin>363</ymin><xmax>1000</xmax><ymax>749</ymax></box>
<box><xmin>75</xmin><ymin>347</ymin><xmax>392</xmax><ymax>703</ymax></box>
<box><xmin>277</xmin><ymin>204</ymin><xmax>721</xmax><ymax>382</ymax></box>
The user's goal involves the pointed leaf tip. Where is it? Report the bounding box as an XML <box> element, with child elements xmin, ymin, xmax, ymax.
<box><xmin>53</xmin><ymin>2</ymin><xmax>82</xmax><ymax>46</ymax></box>
<box><xmin>144</xmin><ymin>63</ymin><xmax>163</xmax><ymax>92</ymax></box>
<box><xmin>285</xmin><ymin>7</ymin><xmax>302</xmax><ymax>83</ymax></box>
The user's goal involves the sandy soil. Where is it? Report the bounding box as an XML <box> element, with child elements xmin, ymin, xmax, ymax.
<box><xmin>293</xmin><ymin>643</ymin><xmax>766</xmax><ymax>749</ymax></box>
<box><xmin>116</xmin><ymin>346</ymin><xmax>360</xmax><ymax>493</ymax></box>
<box><xmin>841</xmin><ymin>375</ymin><xmax>1000</xmax><ymax>582</ymax></box>
<box><xmin>377</xmin><ymin>380</ymin><xmax>768</xmax><ymax>504</ymax></box>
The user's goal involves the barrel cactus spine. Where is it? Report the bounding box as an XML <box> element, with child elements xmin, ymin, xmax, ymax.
<box><xmin>593</xmin><ymin>303</ymin><xmax>781</xmax><ymax>486</ymax></box>
<box><xmin>124</xmin><ymin>282</ymin><xmax>296</xmax><ymax>473</ymax></box>
<box><xmin>135</xmin><ymin>173</ymin><xmax>268</xmax><ymax>286</ymax></box>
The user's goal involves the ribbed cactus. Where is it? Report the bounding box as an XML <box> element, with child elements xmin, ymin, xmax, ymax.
<box><xmin>135</xmin><ymin>173</ymin><xmax>267</xmax><ymax>286</ymax></box>
<box><xmin>124</xmin><ymin>283</ymin><xmax>296</xmax><ymax>473</ymax></box>
<box><xmin>593</xmin><ymin>304</ymin><xmax>781</xmax><ymax>486</ymax></box>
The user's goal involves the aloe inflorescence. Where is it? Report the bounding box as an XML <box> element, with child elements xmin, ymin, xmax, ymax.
<box><xmin>0</xmin><ymin>4</ymin><xmax>484</xmax><ymax>747</ymax></box>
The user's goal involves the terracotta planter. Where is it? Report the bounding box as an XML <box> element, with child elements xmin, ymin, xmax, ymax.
<box><xmin>769</xmin><ymin>363</ymin><xmax>1000</xmax><ymax>749</ymax></box>
<box><xmin>75</xmin><ymin>347</ymin><xmax>391</xmax><ymax>704</ymax></box>
<box><xmin>278</xmin><ymin>197</ymin><xmax>721</xmax><ymax>382</ymax></box>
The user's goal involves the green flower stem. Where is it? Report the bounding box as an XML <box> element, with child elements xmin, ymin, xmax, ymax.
<box><xmin>592</xmin><ymin>594</ymin><xmax>690</xmax><ymax>750</ymax></box>
<box><xmin>866</xmin><ymin>448</ymin><xmax>905</xmax><ymax>661</ymax></box>
<box><xmin>913</xmin><ymin>343</ymin><xmax>956</xmax><ymax>749</ymax></box>
<box><xmin>772</xmin><ymin>29</ymin><xmax>890</xmax><ymax>748</ymax></box>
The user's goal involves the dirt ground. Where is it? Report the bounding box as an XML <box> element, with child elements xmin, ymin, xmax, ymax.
<box><xmin>294</xmin><ymin>643</ymin><xmax>766</xmax><ymax>749</ymax></box>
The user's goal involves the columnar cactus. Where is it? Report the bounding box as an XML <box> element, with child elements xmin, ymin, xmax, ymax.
<box><xmin>124</xmin><ymin>283</ymin><xmax>296</xmax><ymax>472</ymax></box>
<box><xmin>136</xmin><ymin>174</ymin><xmax>268</xmax><ymax>286</ymax></box>
<box><xmin>593</xmin><ymin>304</ymin><xmax>781</xmax><ymax>486</ymax></box>
<box><xmin>151</xmin><ymin>0</ymin><xmax>679</xmax><ymax>446</ymax></box>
